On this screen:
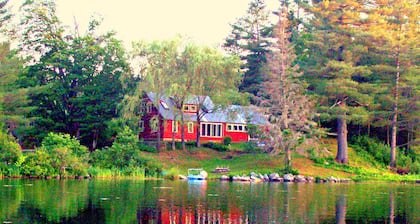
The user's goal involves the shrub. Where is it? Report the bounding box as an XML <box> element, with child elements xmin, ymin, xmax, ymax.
<box><xmin>138</xmin><ymin>143</ymin><xmax>157</xmax><ymax>153</ymax></box>
<box><xmin>243</xmin><ymin>141</ymin><xmax>261</xmax><ymax>153</ymax></box>
<box><xmin>223</xmin><ymin>137</ymin><xmax>232</xmax><ymax>145</ymax></box>
<box><xmin>0</xmin><ymin>125</ymin><xmax>22</xmax><ymax>172</ymax></box>
<box><xmin>203</xmin><ymin>142</ymin><xmax>229</xmax><ymax>152</ymax></box>
<box><xmin>21</xmin><ymin>133</ymin><xmax>89</xmax><ymax>177</ymax></box>
<box><xmin>90</xmin><ymin>126</ymin><xmax>162</xmax><ymax>177</ymax></box>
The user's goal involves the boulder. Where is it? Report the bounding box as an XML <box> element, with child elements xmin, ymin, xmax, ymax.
<box><xmin>269</xmin><ymin>173</ymin><xmax>281</xmax><ymax>181</ymax></box>
<box><xmin>306</xmin><ymin>176</ymin><xmax>315</xmax><ymax>183</ymax></box>
<box><xmin>263</xmin><ymin>174</ymin><xmax>270</xmax><ymax>181</ymax></box>
<box><xmin>250</xmin><ymin>176</ymin><xmax>263</xmax><ymax>182</ymax></box>
<box><xmin>327</xmin><ymin>176</ymin><xmax>338</xmax><ymax>183</ymax></box>
<box><xmin>220</xmin><ymin>175</ymin><xmax>230</xmax><ymax>181</ymax></box>
<box><xmin>294</xmin><ymin>175</ymin><xmax>307</xmax><ymax>183</ymax></box>
<box><xmin>283</xmin><ymin>173</ymin><xmax>295</xmax><ymax>182</ymax></box>
<box><xmin>178</xmin><ymin>174</ymin><xmax>187</xmax><ymax>180</ymax></box>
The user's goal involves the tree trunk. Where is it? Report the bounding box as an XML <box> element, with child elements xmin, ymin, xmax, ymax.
<box><xmin>336</xmin><ymin>116</ymin><xmax>348</xmax><ymax>164</ymax></box>
<box><xmin>181</xmin><ymin>114</ymin><xmax>185</xmax><ymax>150</ymax></box>
<box><xmin>285</xmin><ymin>146</ymin><xmax>291</xmax><ymax>170</ymax></box>
<box><xmin>92</xmin><ymin>129</ymin><xmax>98</xmax><ymax>151</ymax></box>
<box><xmin>196</xmin><ymin>119</ymin><xmax>201</xmax><ymax>147</ymax></box>
<box><xmin>390</xmin><ymin>50</ymin><xmax>400</xmax><ymax>169</ymax></box>
<box><xmin>156</xmin><ymin>118</ymin><xmax>161</xmax><ymax>153</ymax></box>
<box><xmin>171</xmin><ymin>125</ymin><xmax>176</xmax><ymax>151</ymax></box>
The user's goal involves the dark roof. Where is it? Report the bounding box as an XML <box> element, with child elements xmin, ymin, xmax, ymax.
<box><xmin>146</xmin><ymin>92</ymin><xmax>267</xmax><ymax>125</ymax></box>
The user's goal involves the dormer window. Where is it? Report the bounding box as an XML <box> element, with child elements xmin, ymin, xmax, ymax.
<box><xmin>183</xmin><ymin>104</ymin><xmax>198</xmax><ymax>113</ymax></box>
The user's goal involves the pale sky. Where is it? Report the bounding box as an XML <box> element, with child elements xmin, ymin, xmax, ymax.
<box><xmin>50</xmin><ymin>0</ymin><xmax>279</xmax><ymax>48</ymax></box>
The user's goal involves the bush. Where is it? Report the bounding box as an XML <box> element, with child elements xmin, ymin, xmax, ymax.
<box><xmin>21</xmin><ymin>133</ymin><xmax>89</xmax><ymax>177</ymax></box>
<box><xmin>223</xmin><ymin>137</ymin><xmax>232</xmax><ymax>145</ymax></box>
<box><xmin>0</xmin><ymin>125</ymin><xmax>22</xmax><ymax>172</ymax></box>
<box><xmin>138</xmin><ymin>143</ymin><xmax>157</xmax><ymax>152</ymax></box>
<box><xmin>90</xmin><ymin>126</ymin><xmax>162</xmax><ymax>177</ymax></box>
<box><xmin>351</xmin><ymin>135</ymin><xmax>419</xmax><ymax>173</ymax></box>
<box><xmin>243</xmin><ymin>141</ymin><xmax>261</xmax><ymax>153</ymax></box>
<box><xmin>203</xmin><ymin>142</ymin><xmax>229</xmax><ymax>152</ymax></box>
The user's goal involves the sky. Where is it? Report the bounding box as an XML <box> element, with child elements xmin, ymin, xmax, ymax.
<box><xmin>48</xmin><ymin>0</ymin><xmax>279</xmax><ymax>48</ymax></box>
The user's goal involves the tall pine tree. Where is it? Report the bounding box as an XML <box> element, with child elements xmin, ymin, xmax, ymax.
<box><xmin>301</xmin><ymin>0</ymin><xmax>375</xmax><ymax>163</ymax></box>
<box><xmin>224</xmin><ymin>0</ymin><xmax>274</xmax><ymax>103</ymax></box>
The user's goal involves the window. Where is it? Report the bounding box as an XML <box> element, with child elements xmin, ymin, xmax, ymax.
<box><xmin>226</xmin><ymin>124</ymin><xmax>247</xmax><ymax>132</ymax></box>
<box><xmin>146</xmin><ymin>103</ymin><xmax>153</xmax><ymax>113</ymax></box>
<box><xmin>172</xmin><ymin>120</ymin><xmax>178</xmax><ymax>133</ymax></box>
<box><xmin>201</xmin><ymin>123</ymin><xmax>222</xmax><ymax>137</ymax></box>
<box><xmin>139</xmin><ymin>120</ymin><xmax>144</xmax><ymax>132</ymax></box>
<box><xmin>227</xmin><ymin>124</ymin><xmax>232</xmax><ymax>131</ymax></box>
<box><xmin>183</xmin><ymin>104</ymin><xmax>198</xmax><ymax>113</ymax></box>
<box><xmin>188</xmin><ymin>122</ymin><xmax>194</xmax><ymax>133</ymax></box>
<box><xmin>150</xmin><ymin>117</ymin><xmax>158</xmax><ymax>132</ymax></box>
<box><xmin>160</xmin><ymin>100</ymin><xmax>169</xmax><ymax>110</ymax></box>
<box><xmin>190</xmin><ymin>105</ymin><xmax>197</xmax><ymax>112</ymax></box>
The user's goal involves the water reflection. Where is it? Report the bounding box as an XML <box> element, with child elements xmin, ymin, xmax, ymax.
<box><xmin>0</xmin><ymin>179</ymin><xmax>418</xmax><ymax>223</ymax></box>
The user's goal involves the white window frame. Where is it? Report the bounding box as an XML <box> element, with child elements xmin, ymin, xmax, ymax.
<box><xmin>187</xmin><ymin>122</ymin><xmax>194</xmax><ymax>133</ymax></box>
<box><xmin>172</xmin><ymin>120</ymin><xmax>178</xmax><ymax>133</ymax></box>
<box><xmin>150</xmin><ymin>117</ymin><xmax>158</xmax><ymax>133</ymax></box>
<box><xmin>226</xmin><ymin>123</ymin><xmax>247</xmax><ymax>132</ymax></box>
<box><xmin>201</xmin><ymin>122</ymin><xmax>223</xmax><ymax>137</ymax></box>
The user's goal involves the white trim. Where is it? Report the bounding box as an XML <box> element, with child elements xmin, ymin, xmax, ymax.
<box><xmin>172</xmin><ymin>120</ymin><xmax>178</xmax><ymax>133</ymax></box>
<box><xmin>187</xmin><ymin>122</ymin><xmax>194</xmax><ymax>133</ymax></box>
<box><xmin>201</xmin><ymin>122</ymin><xmax>223</xmax><ymax>138</ymax></box>
<box><xmin>226</xmin><ymin>123</ymin><xmax>248</xmax><ymax>132</ymax></box>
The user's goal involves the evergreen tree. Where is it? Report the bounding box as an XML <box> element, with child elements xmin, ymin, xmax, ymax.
<box><xmin>301</xmin><ymin>0</ymin><xmax>375</xmax><ymax>163</ymax></box>
<box><xmin>361</xmin><ymin>0</ymin><xmax>420</xmax><ymax>168</ymax></box>
<box><xmin>262</xmin><ymin>3</ymin><xmax>317</xmax><ymax>169</ymax></box>
<box><xmin>224</xmin><ymin>0</ymin><xmax>274</xmax><ymax>103</ymax></box>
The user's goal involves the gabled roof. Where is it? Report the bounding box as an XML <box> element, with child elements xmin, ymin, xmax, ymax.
<box><xmin>145</xmin><ymin>92</ymin><xmax>267</xmax><ymax>125</ymax></box>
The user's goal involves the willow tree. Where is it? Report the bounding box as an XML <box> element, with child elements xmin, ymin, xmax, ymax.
<box><xmin>262</xmin><ymin>4</ymin><xmax>316</xmax><ymax>169</ymax></box>
<box><xmin>189</xmin><ymin>47</ymin><xmax>242</xmax><ymax>147</ymax></box>
<box><xmin>130</xmin><ymin>39</ymin><xmax>180</xmax><ymax>152</ymax></box>
<box><xmin>302</xmin><ymin>0</ymin><xmax>375</xmax><ymax>164</ymax></box>
<box><xmin>361</xmin><ymin>0</ymin><xmax>420</xmax><ymax>168</ymax></box>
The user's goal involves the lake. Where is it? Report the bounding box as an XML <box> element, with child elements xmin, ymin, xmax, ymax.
<box><xmin>0</xmin><ymin>179</ymin><xmax>418</xmax><ymax>223</ymax></box>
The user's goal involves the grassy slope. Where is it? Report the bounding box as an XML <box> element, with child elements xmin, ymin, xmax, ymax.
<box><xmin>145</xmin><ymin>138</ymin><xmax>419</xmax><ymax>181</ymax></box>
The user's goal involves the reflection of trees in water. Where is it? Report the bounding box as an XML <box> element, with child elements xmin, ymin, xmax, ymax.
<box><xmin>335</xmin><ymin>194</ymin><xmax>347</xmax><ymax>224</ymax></box>
<box><xmin>1</xmin><ymin>180</ymin><xmax>419</xmax><ymax>223</ymax></box>
<box><xmin>0</xmin><ymin>180</ymin><xmax>24</xmax><ymax>222</ymax></box>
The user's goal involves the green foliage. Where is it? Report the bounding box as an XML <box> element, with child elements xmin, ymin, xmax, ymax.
<box><xmin>138</xmin><ymin>143</ymin><xmax>157</xmax><ymax>153</ymax></box>
<box><xmin>280</xmin><ymin>167</ymin><xmax>299</xmax><ymax>175</ymax></box>
<box><xmin>20</xmin><ymin>133</ymin><xmax>89</xmax><ymax>177</ymax></box>
<box><xmin>18</xmin><ymin>1</ymin><xmax>128</xmax><ymax>149</ymax></box>
<box><xmin>243</xmin><ymin>141</ymin><xmax>261</xmax><ymax>153</ymax></box>
<box><xmin>90</xmin><ymin>126</ymin><xmax>161</xmax><ymax>177</ymax></box>
<box><xmin>350</xmin><ymin>135</ymin><xmax>419</xmax><ymax>174</ymax></box>
<box><xmin>202</xmin><ymin>142</ymin><xmax>229</xmax><ymax>152</ymax></box>
<box><xmin>0</xmin><ymin>124</ymin><xmax>23</xmax><ymax>176</ymax></box>
<box><xmin>223</xmin><ymin>137</ymin><xmax>232</xmax><ymax>145</ymax></box>
<box><xmin>350</xmin><ymin>135</ymin><xmax>390</xmax><ymax>166</ymax></box>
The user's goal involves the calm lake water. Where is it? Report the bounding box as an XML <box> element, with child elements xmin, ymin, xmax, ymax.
<box><xmin>0</xmin><ymin>179</ymin><xmax>418</xmax><ymax>224</ymax></box>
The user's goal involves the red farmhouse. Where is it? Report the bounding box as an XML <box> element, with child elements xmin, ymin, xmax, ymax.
<box><xmin>139</xmin><ymin>92</ymin><xmax>267</xmax><ymax>144</ymax></box>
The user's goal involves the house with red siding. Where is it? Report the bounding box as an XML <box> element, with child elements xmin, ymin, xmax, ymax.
<box><xmin>139</xmin><ymin>92</ymin><xmax>267</xmax><ymax>144</ymax></box>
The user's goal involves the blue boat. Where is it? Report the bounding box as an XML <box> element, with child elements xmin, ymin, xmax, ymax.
<box><xmin>187</xmin><ymin>168</ymin><xmax>207</xmax><ymax>180</ymax></box>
